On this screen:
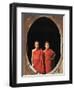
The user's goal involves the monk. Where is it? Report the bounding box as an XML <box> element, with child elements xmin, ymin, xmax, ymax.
<box><xmin>31</xmin><ymin>41</ymin><xmax>44</xmax><ymax>74</ymax></box>
<box><xmin>43</xmin><ymin>41</ymin><xmax>55</xmax><ymax>73</ymax></box>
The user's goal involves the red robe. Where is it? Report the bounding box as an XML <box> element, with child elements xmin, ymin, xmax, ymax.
<box><xmin>32</xmin><ymin>49</ymin><xmax>44</xmax><ymax>74</ymax></box>
<box><xmin>43</xmin><ymin>49</ymin><xmax>55</xmax><ymax>73</ymax></box>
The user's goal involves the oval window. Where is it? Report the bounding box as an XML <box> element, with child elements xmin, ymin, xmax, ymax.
<box><xmin>27</xmin><ymin>17</ymin><xmax>61</xmax><ymax>73</ymax></box>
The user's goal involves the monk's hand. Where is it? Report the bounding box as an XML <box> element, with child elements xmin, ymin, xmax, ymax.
<box><xmin>35</xmin><ymin>71</ymin><xmax>38</xmax><ymax>74</ymax></box>
<box><xmin>32</xmin><ymin>64</ymin><xmax>34</xmax><ymax>67</ymax></box>
<box><xmin>34</xmin><ymin>69</ymin><xmax>38</xmax><ymax>74</ymax></box>
<box><xmin>51</xmin><ymin>54</ymin><xmax>56</xmax><ymax>60</ymax></box>
<box><xmin>51</xmin><ymin>57</ymin><xmax>54</xmax><ymax>60</ymax></box>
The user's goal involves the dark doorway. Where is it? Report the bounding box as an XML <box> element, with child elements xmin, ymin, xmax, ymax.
<box><xmin>27</xmin><ymin>17</ymin><xmax>61</xmax><ymax>69</ymax></box>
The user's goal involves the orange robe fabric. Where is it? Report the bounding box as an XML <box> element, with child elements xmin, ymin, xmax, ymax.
<box><xmin>43</xmin><ymin>49</ymin><xmax>55</xmax><ymax>73</ymax></box>
<box><xmin>32</xmin><ymin>49</ymin><xmax>44</xmax><ymax>74</ymax></box>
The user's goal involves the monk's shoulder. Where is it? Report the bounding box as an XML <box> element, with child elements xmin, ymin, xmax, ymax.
<box><xmin>43</xmin><ymin>50</ymin><xmax>45</xmax><ymax>52</ymax></box>
<box><xmin>43</xmin><ymin>50</ymin><xmax>45</xmax><ymax>53</ymax></box>
<box><xmin>32</xmin><ymin>49</ymin><xmax>36</xmax><ymax>52</ymax></box>
<box><xmin>40</xmin><ymin>49</ymin><xmax>43</xmax><ymax>52</ymax></box>
<box><xmin>40</xmin><ymin>49</ymin><xmax>42</xmax><ymax>51</ymax></box>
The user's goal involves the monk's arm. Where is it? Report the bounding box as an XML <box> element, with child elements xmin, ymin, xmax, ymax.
<box><xmin>51</xmin><ymin>52</ymin><xmax>56</xmax><ymax>60</ymax></box>
<box><xmin>31</xmin><ymin>50</ymin><xmax>38</xmax><ymax>73</ymax></box>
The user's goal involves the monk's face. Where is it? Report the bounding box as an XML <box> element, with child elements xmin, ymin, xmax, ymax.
<box><xmin>45</xmin><ymin>42</ymin><xmax>50</xmax><ymax>49</ymax></box>
<box><xmin>34</xmin><ymin>41</ymin><xmax>39</xmax><ymax>49</ymax></box>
